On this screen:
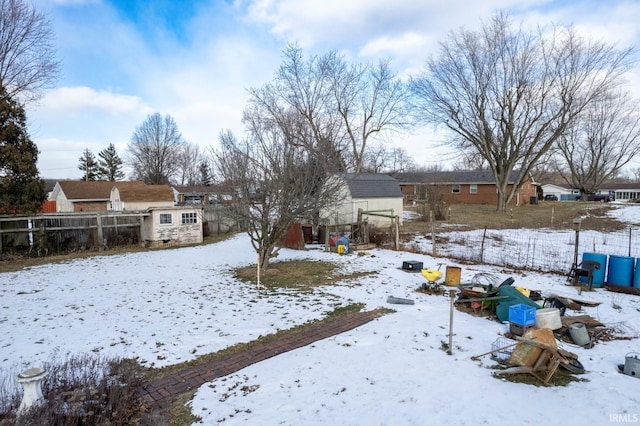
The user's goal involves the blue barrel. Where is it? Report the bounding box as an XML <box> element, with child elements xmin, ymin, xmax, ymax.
<box><xmin>607</xmin><ymin>255</ymin><xmax>635</xmax><ymax>287</ymax></box>
<box><xmin>634</xmin><ymin>259</ymin><xmax>640</xmax><ymax>288</ymax></box>
<box><xmin>580</xmin><ymin>253</ymin><xmax>607</xmax><ymax>287</ymax></box>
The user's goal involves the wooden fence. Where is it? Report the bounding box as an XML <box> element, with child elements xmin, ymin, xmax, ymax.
<box><xmin>0</xmin><ymin>212</ymin><xmax>147</xmax><ymax>256</ymax></box>
<box><xmin>0</xmin><ymin>206</ymin><xmax>241</xmax><ymax>257</ymax></box>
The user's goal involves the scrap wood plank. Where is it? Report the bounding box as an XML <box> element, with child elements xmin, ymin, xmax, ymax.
<box><xmin>604</xmin><ymin>284</ymin><xmax>640</xmax><ymax>296</ymax></box>
<box><xmin>560</xmin><ymin>315</ymin><xmax>605</xmax><ymax>329</ymax></box>
<box><xmin>549</xmin><ymin>293</ymin><xmax>601</xmax><ymax>308</ymax></box>
<box><xmin>497</xmin><ymin>337</ymin><xmax>571</xmax><ymax>385</ymax></box>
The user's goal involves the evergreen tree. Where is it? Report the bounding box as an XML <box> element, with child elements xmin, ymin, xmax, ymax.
<box><xmin>97</xmin><ymin>143</ymin><xmax>125</xmax><ymax>181</ymax></box>
<box><xmin>0</xmin><ymin>87</ymin><xmax>45</xmax><ymax>213</ymax></box>
<box><xmin>78</xmin><ymin>148</ymin><xmax>99</xmax><ymax>181</ymax></box>
<box><xmin>199</xmin><ymin>161</ymin><xmax>212</xmax><ymax>186</ymax></box>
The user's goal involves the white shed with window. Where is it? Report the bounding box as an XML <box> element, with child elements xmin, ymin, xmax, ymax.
<box><xmin>142</xmin><ymin>206</ymin><xmax>204</xmax><ymax>247</ymax></box>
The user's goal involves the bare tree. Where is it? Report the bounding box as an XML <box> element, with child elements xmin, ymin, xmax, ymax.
<box><xmin>556</xmin><ymin>90</ymin><xmax>640</xmax><ymax>195</ymax></box>
<box><xmin>258</xmin><ymin>45</ymin><xmax>409</xmax><ymax>173</ymax></box>
<box><xmin>0</xmin><ymin>0</ymin><xmax>61</xmax><ymax>102</ymax></box>
<box><xmin>127</xmin><ymin>113</ymin><xmax>184</xmax><ymax>184</ymax></box>
<box><xmin>451</xmin><ymin>150</ymin><xmax>488</xmax><ymax>171</ymax></box>
<box><xmin>214</xmin><ymin>120</ymin><xmax>342</xmax><ymax>273</ymax></box>
<box><xmin>261</xmin><ymin>45</ymin><xmax>346</xmax><ymax>168</ymax></box>
<box><xmin>362</xmin><ymin>143</ymin><xmax>416</xmax><ymax>173</ymax></box>
<box><xmin>325</xmin><ymin>52</ymin><xmax>410</xmax><ymax>172</ymax></box>
<box><xmin>529</xmin><ymin>150</ymin><xmax>562</xmax><ymax>185</ymax></box>
<box><xmin>361</xmin><ymin>141</ymin><xmax>388</xmax><ymax>173</ymax></box>
<box><xmin>175</xmin><ymin>143</ymin><xmax>204</xmax><ymax>186</ymax></box>
<box><xmin>410</xmin><ymin>12</ymin><xmax>634</xmax><ymax>212</ymax></box>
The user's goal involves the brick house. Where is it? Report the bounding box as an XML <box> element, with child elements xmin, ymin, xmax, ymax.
<box><xmin>392</xmin><ymin>170</ymin><xmax>537</xmax><ymax>206</ymax></box>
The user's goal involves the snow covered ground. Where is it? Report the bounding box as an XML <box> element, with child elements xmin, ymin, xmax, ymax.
<box><xmin>3</xmin><ymin>205</ymin><xmax>640</xmax><ymax>425</ymax></box>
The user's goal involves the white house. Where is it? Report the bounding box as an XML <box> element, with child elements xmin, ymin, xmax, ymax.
<box><xmin>50</xmin><ymin>180</ymin><xmax>114</xmax><ymax>212</ymax></box>
<box><xmin>321</xmin><ymin>173</ymin><xmax>403</xmax><ymax>227</ymax></box>
<box><xmin>540</xmin><ymin>183</ymin><xmax>580</xmax><ymax>201</ymax></box>
<box><xmin>142</xmin><ymin>206</ymin><xmax>204</xmax><ymax>248</ymax></box>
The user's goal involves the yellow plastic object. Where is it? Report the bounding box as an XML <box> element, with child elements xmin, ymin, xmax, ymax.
<box><xmin>337</xmin><ymin>244</ymin><xmax>345</xmax><ymax>254</ymax></box>
<box><xmin>421</xmin><ymin>269</ymin><xmax>443</xmax><ymax>283</ymax></box>
<box><xmin>515</xmin><ymin>287</ymin><xmax>531</xmax><ymax>297</ymax></box>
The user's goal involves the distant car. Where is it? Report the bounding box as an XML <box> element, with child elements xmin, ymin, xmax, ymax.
<box><xmin>544</xmin><ymin>194</ymin><xmax>558</xmax><ymax>201</ymax></box>
<box><xmin>587</xmin><ymin>194</ymin><xmax>612</xmax><ymax>202</ymax></box>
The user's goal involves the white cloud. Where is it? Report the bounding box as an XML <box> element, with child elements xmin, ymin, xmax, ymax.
<box><xmin>26</xmin><ymin>0</ymin><xmax>640</xmax><ymax>179</ymax></box>
<box><xmin>35</xmin><ymin>86</ymin><xmax>152</xmax><ymax>115</ymax></box>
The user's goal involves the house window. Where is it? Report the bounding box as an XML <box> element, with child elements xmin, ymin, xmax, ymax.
<box><xmin>452</xmin><ymin>184</ymin><xmax>461</xmax><ymax>194</ymax></box>
<box><xmin>181</xmin><ymin>212</ymin><xmax>198</xmax><ymax>224</ymax></box>
<box><xmin>470</xmin><ymin>184</ymin><xmax>478</xmax><ymax>194</ymax></box>
<box><xmin>159</xmin><ymin>213</ymin><xmax>172</xmax><ymax>224</ymax></box>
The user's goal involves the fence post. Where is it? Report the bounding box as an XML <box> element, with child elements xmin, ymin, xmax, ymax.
<box><xmin>430</xmin><ymin>210</ymin><xmax>437</xmax><ymax>256</ymax></box>
<box><xmin>573</xmin><ymin>218</ymin><xmax>582</xmax><ymax>267</ymax></box>
<box><xmin>96</xmin><ymin>214</ymin><xmax>104</xmax><ymax>252</ymax></box>
<box><xmin>139</xmin><ymin>217</ymin><xmax>145</xmax><ymax>247</ymax></box>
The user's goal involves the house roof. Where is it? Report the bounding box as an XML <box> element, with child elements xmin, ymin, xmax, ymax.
<box><xmin>600</xmin><ymin>183</ymin><xmax>640</xmax><ymax>191</ymax></box>
<box><xmin>340</xmin><ymin>173</ymin><xmax>402</xmax><ymax>198</ymax></box>
<box><xmin>56</xmin><ymin>180</ymin><xmax>173</xmax><ymax>202</ymax></box>
<box><xmin>114</xmin><ymin>184</ymin><xmax>174</xmax><ymax>202</ymax></box>
<box><xmin>392</xmin><ymin>170</ymin><xmax>521</xmax><ymax>185</ymax></box>
<box><xmin>56</xmin><ymin>180</ymin><xmax>120</xmax><ymax>200</ymax></box>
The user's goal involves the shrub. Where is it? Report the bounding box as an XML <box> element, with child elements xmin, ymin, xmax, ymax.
<box><xmin>0</xmin><ymin>351</ymin><xmax>151</xmax><ymax>425</ymax></box>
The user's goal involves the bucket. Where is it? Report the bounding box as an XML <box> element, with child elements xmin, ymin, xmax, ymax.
<box><xmin>607</xmin><ymin>255</ymin><xmax>634</xmax><ymax>287</ymax></box>
<box><xmin>580</xmin><ymin>253</ymin><xmax>607</xmax><ymax>287</ymax></box>
<box><xmin>535</xmin><ymin>308</ymin><xmax>562</xmax><ymax>330</ymax></box>
<box><xmin>624</xmin><ymin>352</ymin><xmax>640</xmax><ymax>378</ymax></box>
<box><xmin>569</xmin><ymin>322</ymin><xmax>591</xmax><ymax>346</ymax></box>
<box><xmin>444</xmin><ymin>266</ymin><xmax>462</xmax><ymax>286</ymax></box>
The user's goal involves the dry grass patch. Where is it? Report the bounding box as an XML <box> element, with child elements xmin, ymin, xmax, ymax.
<box><xmin>234</xmin><ymin>259</ymin><xmax>374</xmax><ymax>290</ymax></box>
<box><xmin>403</xmin><ymin>202</ymin><xmax>624</xmax><ymax>233</ymax></box>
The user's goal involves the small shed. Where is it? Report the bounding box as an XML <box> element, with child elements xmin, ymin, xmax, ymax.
<box><xmin>142</xmin><ymin>206</ymin><xmax>204</xmax><ymax>248</ymax></box>
<box><xmin>321</xmin><ymin>173</ymin><xmax>403</xmax><ymax>227</ymax></box>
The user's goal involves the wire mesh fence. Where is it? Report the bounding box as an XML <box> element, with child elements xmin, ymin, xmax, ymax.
<box><xmin>410</xmin><ymin>226</ymin><xmax>640</xmax><ymax>273</ymax></box>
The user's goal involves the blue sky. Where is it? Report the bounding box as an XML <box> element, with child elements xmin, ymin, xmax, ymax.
<box><xmin>27</xmin><ymin>0</ymin><xmax>640</xmax><ymax>179</ymax></box>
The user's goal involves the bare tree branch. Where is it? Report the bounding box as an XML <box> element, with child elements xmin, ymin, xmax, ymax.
<box><xmin>557</xmin><ymin>90</ymin><xmax>640</xmax><ymax>194</ymax></box>
<box><xmin>127</xmin><ymin>113</ymin><xmax>184</xmax><ymax>184</ymax></box>
<box><xmin>410</xmin><ymin>12</ymin><xmax>634</xmax><ymax>211</ymax></box>
<box><xmin>0</xmin><ymin>0</ymin><xmax>61</xmax><ymax>103</ymax></box>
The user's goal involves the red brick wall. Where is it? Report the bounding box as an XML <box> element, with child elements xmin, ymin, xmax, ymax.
<box><xmin>73</xmin><ymin>202</ymin><xmax>107</xmax><ymax>212</ymax></box>
<box><xmin>401</xmin><ymin>179</ymin><xmax>537</xmax><ymax>205</ymax></box>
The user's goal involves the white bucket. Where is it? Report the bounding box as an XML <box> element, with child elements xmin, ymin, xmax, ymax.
<box><xmin>569</xmin><ymin>322</ymin><xmax>591</xmax><ymax>346</ymax></box>
<box><xmin>624</xmin><ymin>352</ymin><xmax>640</xmax><ymax>378</ymax></box>
<box><xmin>535</xmin><ymin>308</ymin><xmax>562</xmax><ymax>330</ymax></box>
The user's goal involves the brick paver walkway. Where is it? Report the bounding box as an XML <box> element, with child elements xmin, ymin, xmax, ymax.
<box><xmin>141</xmin><ymin>309</ymin><xmax>387</xmax><ymax>410</ymax></box>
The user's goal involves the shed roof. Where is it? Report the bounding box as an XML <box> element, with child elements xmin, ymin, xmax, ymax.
<box><xmin>114</xmin><ymin>184</ymin><xmax>174</xmax><ymax>202</ymax></box>
<box><xmin>341</xmin><ymin>173</ymin><xmax>402</xmax><ymax>198</ymax></box>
